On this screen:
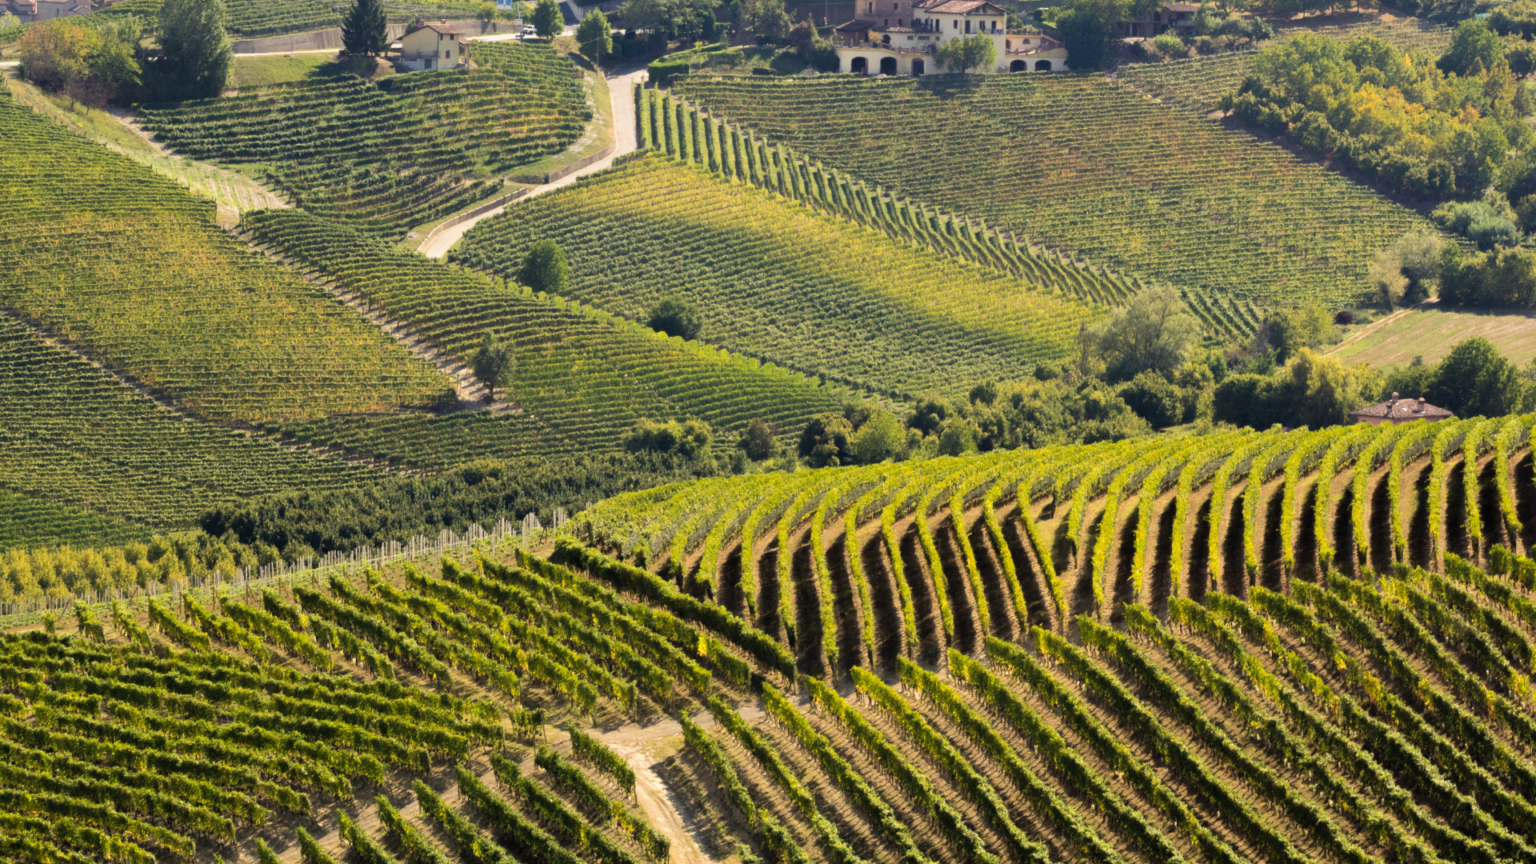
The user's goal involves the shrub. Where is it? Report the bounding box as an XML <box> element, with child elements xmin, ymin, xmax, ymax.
<box><xmin>647</xmin><ymin>295</ymin><xmax>703</xmax><ymax>340</ymax></box>
<box><xmin>798</xmin><ymin>413</ymin><xmax>853</xmax><ymax>466</ymax></box>
<box><xmin>1334</xmin><ymin>310</ymin><xmax>1355</xmax><ymax>325</ymax></box>
<box><xmin>851</xmin><ymin>410</ymin><xmax>905</xmax><ymax>463</ymax></box>
<box><xmin>624</xmin><ymin>418</ymin><xmax>713</xmax><ymax>457</ymax></box>
<box><xmin>1151</xmin><ymin>33</ymin><xmax>1184</xmax><ymax>55</ymax></box>
<box><xmin>739</xmin><ymin>418</ymin><xmax>776</xmax><ymax>460</ymax></box>
<box><xmin>1119</xmin><ymin>371</ymin><xmax>1183</xmax><ymax>428</ymax></box>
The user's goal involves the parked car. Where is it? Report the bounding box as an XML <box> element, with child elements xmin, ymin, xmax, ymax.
<box><xmin>520</xmin><ymin>25</ymin><xmax>537</xmax><ymax>39</ymax></box>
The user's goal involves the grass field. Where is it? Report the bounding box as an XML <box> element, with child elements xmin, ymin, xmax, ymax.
<box><xmin>229</xmin><ymin>53</ymin><xmax>375</xmax><ymax>90</ymax></box>
<box><xmin>673</xmin><ymin>73</ymin><xmax>1430</xmax><ymax>309</ymax></box>
<box><xmin>1331</xmin><ymin>303</ymin><xmax>1536</xmax><ymax>368</ymax></box>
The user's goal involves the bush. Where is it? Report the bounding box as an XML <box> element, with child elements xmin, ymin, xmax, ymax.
<box><xmin>739</xmin><ymin>418</ymin><xmax>776</xmax><ymax>460</ymax></box>
<box><xmin>647</xmin><ymin>295</ymin><xmax>703</xmax><ymax>340</ymax></box>
<box><xmin>1151</xmin><ymin>33</ymin><xmax>1184</xmax><ymax>55</ymax></box>
<box><xmin>624</xmin><ymin>418</ymin><xmax>713</xmax><ymax>457</ymax></box>
<box><xmin>851</xmin><ymin>410</ymin><xmax>905</xmax><ymax>463</ymax></box>
<box><xmin>1334</xmin><ymin>310</ymin><xmax>1355</xmax><ymax>325</ymax></box>
<box><xmin>1118</xmin><ymin>371</ymin><xmax>1183</xmax><ymax>428</ymax></box>
<box><xmin>798</xmin><ymin>413</ymin><xmax>853</xmax><ymax>466</ymax></box>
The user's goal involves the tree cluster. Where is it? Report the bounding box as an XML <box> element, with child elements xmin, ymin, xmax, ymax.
<box><xmin>1213</xmin><ymin>348</ymin><xmax>1381</xmax><ymax>428</ymax></box>
<box><xmin>1221</xmin><ymin>28</ymin><xmax>1532</xmax><ymax>199</ymax></box>
<box><xmin>619</xmin><ymin>0</ymin><xmax>720</xmax><ymax>43</ymax></box>
<box><xmin>623</xmin><ymin>418</ymin><xmax>714</xmax><ymax>458</ymax></box>
<box><xmin>200</xmin><ymin>452</ymin><xmax>719</xmax><ymax>557</ymax></box>
<box><xmin>1380</xmin><ymin>337</ymin><xmax>1532</xmax><ymax>418</ymax></box>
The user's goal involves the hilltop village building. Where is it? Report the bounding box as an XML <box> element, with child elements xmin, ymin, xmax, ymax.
<box><xmin>834</xmin><ymin>0</ymin><xmax>1068</xmax><ymax>76</ymax></box>
<box><xmin>398</xmin><ymin>20</ymin><xmax>469</xmax><ymax>71</ymax></box>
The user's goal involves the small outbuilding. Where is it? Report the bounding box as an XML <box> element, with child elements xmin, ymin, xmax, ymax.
<box><xmin>399</xmin><ymin>19</ymin><xmax>469</xmax><ymax>71</ymax></box>
<box><xmin>1348</xmin><ymin>393</ymin><xmax>1453</xmax><ymax>426</ymax></box>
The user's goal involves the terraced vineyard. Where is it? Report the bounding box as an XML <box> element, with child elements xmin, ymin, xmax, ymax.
<box><xmin>1115</xmin><ymin>18</ymin><xmax>1457</xmax><ymax>115</ymax></box>
<box><xmin>671</xmin><ymin>73</ymin><xmax>1432</xmax><ymax>308</ymax></box>
<box><xmin>0</xmin><ymin>90</ymin><xmax>453</xmax><ymax>421</ymax></box>
<box><xmin>223</xmin><ymin>0</ymin><xmax>484</xmax><ymax>38</ymax></box>
<box><xmin>0</xmin><ymin>315</ymin><xmax>381</xmax><ymax>537</ymax></box>
<box><xmin>451</xmin><ymin>153</ymin><xmax>1103</xmax><ymax>399</ymax></box>
<box><xmin>626</xmin><ymin>88</ymin><xmax>1259</xmax><ymax>340</ymax></box>
<box><xmin>241</xmin><ymin>208</ymin><xmax>848</xmax><ymax>455</ymax></box>
<box><xmin>140</xmin><ymin>53</ymin><xmax>590</xmax><ymax>238</ymax></box>
<box><xmin>19</xmin><ymin>417</ymin><xmax>1536</xmax><ymax>864</ymax></box>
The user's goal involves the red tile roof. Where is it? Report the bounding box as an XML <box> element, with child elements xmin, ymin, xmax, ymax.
<box><xmin>1349</xmin><ymin>395</ymin><xmax>1453</xmax><ymax>421</ymax></box>
<box><xmin>405</xmin><ymin>19</ymin><xmax>467</xmax><ymax>36</ymax></box>
<box><xmin>915</xmin><ymin>0</ymin><xmax>1005</xmax><ymax>14</ymax></box>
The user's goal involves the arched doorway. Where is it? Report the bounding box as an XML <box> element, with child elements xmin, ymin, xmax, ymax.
<box><xmin>880</xmin><ymin>56</ymin><xmax>897</xmax><ymax>75</ymax></box>
<box><xmin>912</xmin><ymin>59</ymin><xmax>925</xmax><ymax>75</ymax></box>
<box><xmin>851</xmin><ymin>56</ymin><xmax>868</xmax><ymax>74</ymax></box>
<box><xmin>1035</xmin><ymin>60</ymin><xmax>1052</xmax><ymax>71</ymax></box>
<box><xmin>1010</xmin><ymin>59</ymin><xmax>1026</xmax><ymax>72</ymax></box>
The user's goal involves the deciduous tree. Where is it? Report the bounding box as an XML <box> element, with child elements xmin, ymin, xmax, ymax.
<box><xmin>471</xmin><ymin>334</ymin><xmax>516</xmax><ymax>401</ymax></box>
<box><xmin>532</xmin><ymin>0</ymin><xmax>562</xmax><ymax>39</ymax></box>
<box><xmin>153</xmin><ymin>0</ymin><xmax>233</xmax><ymax>101</ymax></box>
<box><xmin>935</xmin><ymin>33</ymin><xmax>996</xmax><ymax>73</ymax></box>
<box><xmin>575</xmin><ymin>9</ymin><xmax>612</xmax><ymax>62</ymax></box>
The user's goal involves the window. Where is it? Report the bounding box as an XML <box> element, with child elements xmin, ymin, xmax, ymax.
<box><xmin>952</xmin><ymin>19</ymin><xmax>957</xmax><ymax>28</ymax></box>
<box><xmin>867</xmin><ymin>2</ymin><xmax>872</xmax><ymax>11</ymax></box>
<box><xmin>965</xmin><ymin>18</ymin><xmax>970</xmax><ymax>31</ymax></box>
<box><xmin>897</xmin><ymin>17</ymin><xmax>902</xmax><ymax>25</ymax></box>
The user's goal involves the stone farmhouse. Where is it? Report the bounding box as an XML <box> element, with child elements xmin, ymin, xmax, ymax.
<box><xmin>1348</xmin><ymin>393</ymin><xmax>1453</xmax><ymax>426</ymax></box>
<box><xmin>834</xmin><ymin>0</ymin><xmax>1068</xmax><ymax>76</ymax></box>
<box><xmin>398</xmin><ymin>20</ymin><xmax>469</xmax><ymax>71</ymax></box>
<box><xmin>1118</xmin><ymin>2</ymin><xmax>1199</xmax><ymax>39</ymax></box>
<box><xmin>4</xmin><ymin>0</ymin><xmax>91</xmax><ymax>22</ymax></box>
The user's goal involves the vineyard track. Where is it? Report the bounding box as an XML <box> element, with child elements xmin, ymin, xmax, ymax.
<box><xmin>422</xmin><ymin>66</ymin><xmax>648</xmax><ymax>258</ymax></box>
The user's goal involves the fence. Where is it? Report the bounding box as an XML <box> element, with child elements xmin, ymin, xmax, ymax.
<box><xmin>0</xmin><ymin>513</ymin><xmax>568</xmax><ymax>631</ymax></box>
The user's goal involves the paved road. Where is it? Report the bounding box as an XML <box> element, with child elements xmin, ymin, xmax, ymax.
<box><xmin>420</xmin><ymin>63</ymin><xmax>648</xmax><ymax>259</ymax></box>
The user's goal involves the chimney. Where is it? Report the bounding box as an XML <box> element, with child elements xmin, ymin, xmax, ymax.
<box><xmin>1417</xmin><ymin>397</ymin><xmax>1425</xmax><ymax>413</ymax></box>
<box><xmin>1389</xmin><ymin>391</ymin><xmax>1398</xmax><ymax>404</ymax></box>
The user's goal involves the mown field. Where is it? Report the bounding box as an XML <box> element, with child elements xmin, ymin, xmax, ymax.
<box><xmin>1332</xmin><ymin>304</ymin><xmax>1536</xmax><ymax>369</ymax></box>
<box><xmin>671</xmin><ymin>73</ymin><xmax>1432</xmax><ymax>310</ymax></box>
<box><xmin>140</xmin><ymin>45</ymin><xmax>590</xmax><ymax>238</ymax></box>
<box><xmin>0</xmin><ymin>90</ymin><xmax>453</xmax><ymax>422</ymax></box>
<box><xmin>11</xmin><ymin>416</ymin><xmax>1536</xmax><ymax>864</ymax></box>
<box><xmin>451</xmin><ymin>153</ymin><xmax>1104</xmax><ymax>400</ymax></box>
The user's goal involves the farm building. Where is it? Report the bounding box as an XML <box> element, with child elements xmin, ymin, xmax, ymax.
<box><xmin>1118</xmin><ymin>1</ymin><xmax>1198</xmax><ymax>39</ymax></box>
<box><xmin>3</xmin><ymin>0</ymin><xmax>90</xmax><ymax>21</ymax></box>
<box><xmin>834</xmin><ymin>0</ymin><xmax>1068</xmax><ymax>76</ymax></box>
<box><xmin>1348</xmin><ymin>393</ymin><xmax>1453</xmax><ymax>426</ymax></box>
<box><xmin>399</xmin><ymin>20</ymin><xmax>469</xmax><ymax>71</ymax></box>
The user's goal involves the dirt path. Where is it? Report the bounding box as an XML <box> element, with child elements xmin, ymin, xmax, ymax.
<box><xmin>592</xmin><ymin>704</ymin><xmax>765</xmax><ymax>864</ymax></box>
<box><xmin>1325</xmin><ymin>302</ymin><xmax>1425</xmax><ymax>357</ymax></box>
<box><xmin>419</xmin><ymin>64</ymin><xmax>647</xmax><ymax>259</ymax></box>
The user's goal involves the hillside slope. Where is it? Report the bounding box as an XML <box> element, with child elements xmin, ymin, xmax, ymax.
<box><xmin>450</xmin><ymin>152</ymin><xmax>1103</xmax><ymax>399</ymax></box>
<box><xmin>672</xmin><ymin>74</ymin><xmax>1432</xmax><ymax>309</ymax></box>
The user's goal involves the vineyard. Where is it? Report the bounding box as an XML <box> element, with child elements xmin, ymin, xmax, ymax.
<box><xmin>16</xmin><ymin>414</ymin><xmax>1536</xmax><ymax>864</ymax></box>
<box><xmin>450</xmin><ymin>152</ymin><xmax>1104</xmax><ymax>399</ymax></box>
<box><xmin>671</xmin><ymin>73</ymin><xmax>1432</xmax><ymax>309</ymax></box>
<box><xmin>622</xmin><ymin>87</ymin><xmax>1260</xmax><ymax>340</ymax></box>
<box><xmin>0</xmin><ymin>315</ymin><xmax>381</xmax><ymax>539</ymax></box>
<box><xmin>0</xmin><ymin>90</ymin><xmax>453</xmax><ymax>422</ymax></box>
<box><xmin>1115</xmin><ymin>17</ymin><xmax>1458</xmax><ymax>115</ymax></box>
<box><xmin>240</xmin><ymin>208</ymin><xmax>850</xmax><ymax>456</ymax></box>
<box><xmin>139</xmin><ymin>51</ymin><xmax>590</xmax><ymax>238</ymax></box>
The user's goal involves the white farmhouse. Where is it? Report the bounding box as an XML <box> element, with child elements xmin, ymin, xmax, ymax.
<box><xmin>399</xmin><ymin>19</ymin><xmax>469</xmax><ymax>71</ymax></box>
<box><xmin>834</xmin><ymin>0</ymin><xmax>1067</xmax><ymax>76</ymax></box>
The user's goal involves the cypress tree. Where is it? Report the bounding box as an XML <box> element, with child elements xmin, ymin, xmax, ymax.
<box><xmin>342</xmin><ymin>0</ymin><xmax>387</xmax><ymax>56</ymax></box>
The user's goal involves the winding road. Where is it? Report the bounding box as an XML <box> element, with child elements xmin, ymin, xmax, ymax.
<box><xmin>419</xmin><ymin>61</ymin><xmax>647</xmax><ymax>259</ymax></box>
